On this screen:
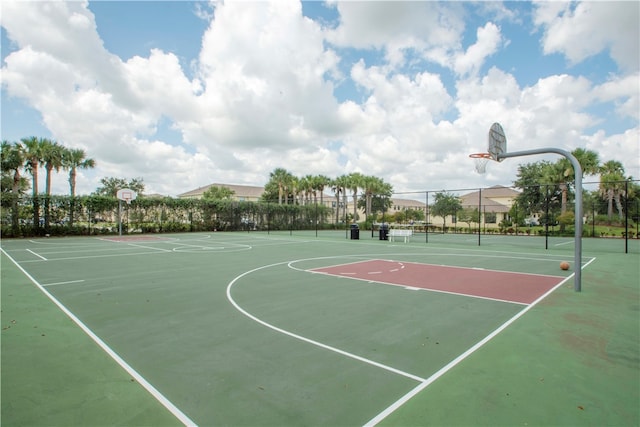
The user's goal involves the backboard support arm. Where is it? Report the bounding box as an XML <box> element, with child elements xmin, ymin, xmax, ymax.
<box><xmin>497</xmin><ymin>148</ymin><xmax>583</xmax><ymax>292</ymax></box>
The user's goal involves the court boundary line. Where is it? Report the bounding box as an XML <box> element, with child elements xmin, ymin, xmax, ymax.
<box><xmin>0</xmin><ymin>248</ymin><xmax>197</xmax><ymax>427</ymax></box>
<box><xmin>364</xmin><ymin>255</ymin><xmax>598</xmax><ymax>426</ymax></box>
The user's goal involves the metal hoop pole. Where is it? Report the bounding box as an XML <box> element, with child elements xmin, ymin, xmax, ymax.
<box><xmin>498</xmin><ymin>148</ymin><xmax>583</xmax><ymax>292</ymax></box>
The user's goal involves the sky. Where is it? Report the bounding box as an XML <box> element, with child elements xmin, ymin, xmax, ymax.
<box><xmin>1</xmin><ymin>0</ymin><xmax>639</xmax><ymax>198</ymax></box>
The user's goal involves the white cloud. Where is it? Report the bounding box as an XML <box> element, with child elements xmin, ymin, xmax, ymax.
<box><xmin>326</xmin><ymin>1</ymin><xmax>465</xmax><ymax>67</ymax></box>
<box><xmin>533</xmin><ymin>1</ymin><xmax>640</xmax><ymax>72</ymax></box>
<box><xmin>453</xmin><ymin>22</ymin><xmax>503</xmax><ymax>77</ymax></box>
<box><xmin>593</xmin><ymin>73</ymin><xmax>640</xmax><ymax>121</ymax></box>
<box><xmin>1</xmin><ymin>0</ymin><xmax>638</xmax><ymax>199</ymax></box>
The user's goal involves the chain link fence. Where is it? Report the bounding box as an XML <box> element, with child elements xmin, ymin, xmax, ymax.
<box><xmin>2</xmin><ymin>180</ymin><xmax>638</xmax><ymax>253</ymax></box>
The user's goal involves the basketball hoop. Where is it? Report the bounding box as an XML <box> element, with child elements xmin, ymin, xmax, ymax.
<box><xmin>116</xmin><ymin>188</ymin><xmax>137</xmax><ymax>205</ymax></box>
<box><xmin>469</xmin><ymin>152</ymin><xmax>492</xmax><ymax>174</ymax></box>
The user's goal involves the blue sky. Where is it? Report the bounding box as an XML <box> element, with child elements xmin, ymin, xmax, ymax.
<box><xmin>1</xmin><ymin>1</ymin><xmax>638</xmax><ymax>197</ymax></box>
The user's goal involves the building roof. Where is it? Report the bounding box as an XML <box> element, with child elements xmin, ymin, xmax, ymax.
<box><xmin>178</xmin><ymin>183</ymin><xmax>265</xmax><ymax>199</ymax></box>
<box><xmin>459</xmin><ymin>185</ymin><xmax>519</xmax><ymax>213</ymax></box>
<box><xmin>390</xmin><ymin>198</ymin><xmax>426</xmax><ymax>208</ymax></box>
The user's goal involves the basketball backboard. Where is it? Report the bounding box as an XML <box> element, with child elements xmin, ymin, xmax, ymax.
<box><xmin>487</xmin><ymin>122</ymin><xmax>507</xmax><ymax>161</ymax></box>
<box><xmin>116</xmin><ymin>188</ymin><xmax>137</xmax><ymax>204</ymax></box>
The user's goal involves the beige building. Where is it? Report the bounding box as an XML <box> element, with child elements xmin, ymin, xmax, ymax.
<box><xmin>457</xmin><ymin>185</ymin><xmax>520</xmax><ymax>228</ymax></box>
<box><xmin>178</xmin><ymin>183</ymin><xmax>334</xmax><ymax>205</ymax></box>
<box><xmin>178</xmin><ymin>183</ymin><xmax>265</xmax><ymax>202</ymax></box>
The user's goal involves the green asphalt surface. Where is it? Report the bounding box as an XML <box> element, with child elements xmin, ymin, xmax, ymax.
<box><xmin>1</xmin><ymin>232</ymin><xmax>638</xmax><ymax>426</ymax></box>
<box><xmin>1</xmin><ymin>251</ymin><xmax>181</xmax><ymax>426</ymax></box>
<box><xmin>381</xmin><ymin>249</ymin><xmax>640</xmax><ymax>426</ymax></box>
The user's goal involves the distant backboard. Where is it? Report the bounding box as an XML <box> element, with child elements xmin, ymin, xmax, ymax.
<box><xmin>116</xmin><ymin>188</ymin><xmax>137</xmax><ymax>204</ymax></box>
<box><xmin>487</xmin><ymin>122</ymin><xmax>507</xmax><ymax>161</ymax></box>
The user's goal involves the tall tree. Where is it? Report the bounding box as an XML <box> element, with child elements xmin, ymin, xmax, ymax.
<box><xmin>431</xmin><ymin>192</ymin><xmax>462</xmax><ymax>231</ymax></box>
<box><xmin>63</xmin><ymin>148</ymin><xmax>96</xmax><ymax>198</ymax></box>
<box><xmin>513</xmin><ymin>161</ymin><xmax>552</xmax><ymax>214</ymax></box>
<box><xmin>361</xmin><ymin>175</ymin><xmax>392</xmax><ymax>219</ymax></box>
<box><xmin>95</xmin><ymin>177</ymin><xmax>145</xmax><ymax>197</ymax></box>
<box><xmin>347</xmin><ymin>172</ymin><xmax>364</xmax><ymax>222</ymax></box>
<box><xmin>1</xmin><ymin>141</ymin><xmax>28</xmax><ymax>233</ymax></box>
<box><xmin>571</xmin><ymin>148</ymin><xmax>601</xmax><ymax>177</ymax></box>
<box><xmin>299</xmin><ymin>175</ymin><xmax>314</xmax><ymax>205</ymax></box>
<box><xmin>63</xmin><ymin>147</ymin><xmax>96</xmax><ymax>226</ymax></box>
<box><xmin>21</xmin><ymin>136</ymin><xmax>46</xmax><ymax>230</ymax></box>
<box><xmin>332</xmin><ymin>175</ymin><xmax>349</xmax><ymax>225</ymax></box>
<box><xmin>202</xmin><ymin>185</ymin><xmax>235</xmax><ymax>200</ymax></box>
<box><xmin>41</xmin><ymin>140</ymin><xmax>65</xmax><ymax>228</ymax></box>
<box><xmin>313</xmin><ymin>174</ymin><xmax>331</xmax><ymax>207</ymax></box>
<box><xmin>269</xmin><ymin>168</ymin><xmax>293</xmax><ymax>205</ymax></box>
<box><xmin>547</xmin><ymin>148</ymin><xmax>601</xmax><ymax>215</ymax></box>
<box><xmin>543</xmin><ymin>161</ymin><xmax>571</xmax><ymax>215</ymax></box>
<box><xmin>599</xmin><ymin>160</ymin><xmax>626</xmax><ymax>221</ymax></box>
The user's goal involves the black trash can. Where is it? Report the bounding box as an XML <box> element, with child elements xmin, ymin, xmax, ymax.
<box><xmin>350</xmin><ymin>223</ymin><xmax>359</xmax><ymax>240</ymax></box>
<box><xmin>379</xmin><ymin>223</ymin><xmax>389</xmax><ymax>240</ymax></box>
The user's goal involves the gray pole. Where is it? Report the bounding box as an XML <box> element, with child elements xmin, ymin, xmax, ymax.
<box><xmin>118</xmin><ymin>200</ymin><xmax>122</xmax><ymax>237</ymax></box>
<box><xmin>478</xmin><ymin>188</ymin><xmax>482</xmax><ymax>246</ymax></box>
<box><xmin>498</xmin><ymin>148</ymin><xmax>583</xmax><ymax>292</ymax></box>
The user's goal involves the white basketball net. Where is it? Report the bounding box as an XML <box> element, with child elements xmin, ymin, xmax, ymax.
<box><xmin>474</xmin><ymin>156</ymin><xmax>489</xmax><ymax>174</ymax></box>
<box><xmin>470</xmin><ymin>153</ymin><xmax>492</xmax><ymax>174</ymax></box>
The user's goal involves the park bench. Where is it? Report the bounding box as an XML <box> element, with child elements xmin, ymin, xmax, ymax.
<box><xmin>388</xmin><ymin>229</ymin><xmax>412</xmax><ymax>243</ymax></box>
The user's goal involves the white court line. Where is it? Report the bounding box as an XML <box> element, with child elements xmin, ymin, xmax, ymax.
<box><xmin>20</xmin><ymin>250</ymin><xmax>170</xmax><ymax>263</ymax></box>
<box><xmin>0</xmin><ymin>247</ymin><xmax>196</xmax><ymax>426</ymax></box>
<box><xmin>127</xmin><ymin>243</ymin><xmax>172</xmax><ymax>252</ymax></box>
<box><xmin>42</xmin><ymin>280</ymin><xmax>85</xmax><ymax>287</ymax></box>
<box><xmin>364</xmin><ymin>257</ymin><xmax>598</xmax><ymax>426</ymax></box>
<box><xmin>26</xmin><ymin>249</ymin><xmax>47</xmax><ymax>260</ymax></box>
<box><xmin>226</xmin><ymin>261</ymin><xmax>426</xmax><ymax>383</ymax></box>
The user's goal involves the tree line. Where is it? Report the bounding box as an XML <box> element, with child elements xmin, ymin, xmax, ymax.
<box><xmin>3</xmin><ymin>137</ymin><xmax>636</xmax><ymax>236</ymax></box>
<box><xmin>261</xmin><ymin>168</ymin><xmax>393</xmax><ymax>224</ymax></box>
<box><xmin>2</xmin><ymin>137</ymin><xmax>96</xmax><ymax>231</ymax></box>
<box><xmin>512</xmin><ymin>148</ymin><xmax>638</xmax><ymax>225</ymax></box>
<box><xmin>428</xmin><ymin>149</ymin><xmax>638</xmax><ymax>233</ymax></box>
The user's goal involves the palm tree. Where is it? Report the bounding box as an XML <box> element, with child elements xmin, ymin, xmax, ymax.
<box><xmin>269</xmin><ymin>168</ymin><xmax>293</xmax><ymax>205</ymax></box>
<box><xmin>63</xmin><ymin>147</ymin><xmax>96</xmax><ymax>226</ymax></box>
<box><xmin>546</xmin><ymin>148</ymin><xmax>601</xmax><ymax>215</ymax></box>
<box><xmin>298</xmin><ymin>175</ymin><xmax>315</xmax><ymax>205</ymax></box>
<box><xmin>572</xmin><ymin>148</ymin><xmax>600</xmax><ymax>177</ymax></box>
<box><xmin>332</xmin><ymin>175</ymin><xmax>349</xmax><ymax>225</ymax></box>
<box><xmin>41</xmin><ymin>139</ymin><xmax>65</xmax><ymax>229</ymax></box>
<box><xmin>21</xmin><ymin>136</ymin><xmax>46</xmax><ymax>230</ymax></box>
<box><xmin>361</xmin><ymin>175</ymin><xmax>389</xmax><ymax>219</ymax></box>
<box><xmin>543</xmin><ymin>162</ymin><xmax>569</xmax><ymax>214</ymax></box>
<box><xmin>599</xmin><ymin>160</ymin><xmax>626</xmax><ymax>221</ymax></box>
<box><xmin>289</xmin><ymin>176</ymin><xmax>301</xmax><ymax>205</ymax></box>
<box><xmin>1</xmin><ymin>141</ymin><xmax>27</xmax><ymax>233</ymax></box>
<box><xmin>314</xmin><ymin>174</ymin><xmax>331</xmax><ymax>207</ymax></box>
<box><xmin>347</xmin><ymin>172</ymin><xmax>364</xmax><ymax>222</ymax></box>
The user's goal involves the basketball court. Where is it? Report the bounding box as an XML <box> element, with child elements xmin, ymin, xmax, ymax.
<box><xmin>3</xmin><ymin>229</ymin><xmax>638</xmax><ymax>426</ymax></box>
